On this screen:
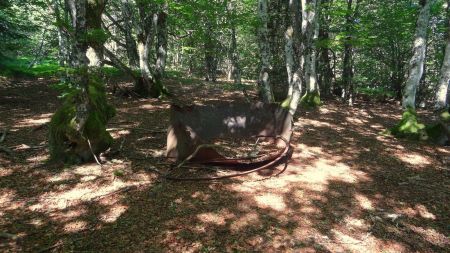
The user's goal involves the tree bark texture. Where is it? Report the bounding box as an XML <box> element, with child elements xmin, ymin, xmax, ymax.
<box><xmin>257</xmin><ymin>0</ymin><xmax>274</xmax><ymax>103</ymax></box>
<box><xmin>402</xmin><ymin>0</ymin><xmax>433</xmax><ymax>109</ymax></box>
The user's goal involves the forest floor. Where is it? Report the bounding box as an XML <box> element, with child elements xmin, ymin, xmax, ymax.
<box><xmin>0</xmin><ymin>76</ymin><xmax>449</xmax><ymax>253</ymax></box>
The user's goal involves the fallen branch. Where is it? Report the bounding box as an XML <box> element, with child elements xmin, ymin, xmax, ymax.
<box><xmin>31</xmin><ymin>123</ymin><xmax>48</xmax><ymax>132</ymax></box>
<box><xmin>108</xmin><ymin>126</ymin><xmax>166</xmax><ymax>134</ymax></box>
<box><xmin>0</xmin><ymin>232</ymin><xmax>17</xmax><ymax>240</ymax></box>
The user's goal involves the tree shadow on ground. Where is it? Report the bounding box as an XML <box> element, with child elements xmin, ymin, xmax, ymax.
<box><xmin>0</xmin><ymin>78</ymin><xmax>449</xmax><ymax>252</ymax></box>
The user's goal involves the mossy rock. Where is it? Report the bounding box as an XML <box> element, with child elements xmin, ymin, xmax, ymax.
<box><xmin>300</xmin><ymin>91</ymin><xmax>321</xmax><ymax>108</ymax></box>
<box><xmin>389</xmin><ymin>108</ymin><xmax>426</xmax><ymax>140</ymax></box>
<box><xmin>49</xmin><ymin>79</ymin><xmax>115</xmax><ymax>163</ymax></box>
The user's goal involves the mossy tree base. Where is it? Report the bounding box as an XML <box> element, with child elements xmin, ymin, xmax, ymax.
<box><xmin>49</xmin><ymin>79</ymin><xmax>115</xmax><ymax>163</ymax></box>
<box><xmin>389</xmin><ymin>108</ymin><xmax>450</xmax><ymax>144</ymax></box>
<box><xmin>134</xmin><ymin>76</ymin><xmax>169</xmax><ymax>98</ymax></box>
<box><xmin>300</xmin><ymin>91</ymin><xmax>321</xmax><ymax>108</ymax></box>
<box><xmin>389</xmin><ymin>108</ymin><xmax>426</xmax><ymax>140</ymax></box>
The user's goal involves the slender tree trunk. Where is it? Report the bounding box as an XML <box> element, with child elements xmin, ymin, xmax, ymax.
<box><xmin>121</xmin><ymin>0</ymin><xmax>139</xmax><ymax>68</ymax></box>
<box><xmin>299</xmin><ymin>0</ymin><xmax>321</xmax><ymax>107</ymax></box>
<box><xmin>257</xmin><ymin>0</ymin><xmax>274</xmax><ymax>103</ymax></box>
<box><xmin>285</xmin><ymin>0</ymin><xmax>303</xmax><ymax>115</ymax></box>
<box><xmin>227</xmin><ymin>0</ymin><xmax>242</xmax><ymax>86</ymax></box>
<box><xmin>204</xmin><ymin>20</ymin><xmax>217</xmax><ymax>82</ymax></box>
<box><xmin>402</xmin><ymin>0</ymin><xmax>434</xmax><ymax>109</ymax></box>
<box><xmin>342</xmin><ymin>0</ymin><xmax>359</xmax><ymax>105</ymax></box>
<box><xmin>435</xmin><ymin>4</ymin><xmax>450</xmax><ymax>109</ymax></box>
<box><xmin>318</xmin><ymin>0</ymin><xmax>333</xmax><ymax>96</ymax></box>
<box><xmin>306</xmin><ymin>2</ymin><xmax>320</xmax><ymax>93</ymax></box>
<box><xmin>153</xmin><ymin>1</ymin><xmax>168</xmax><ymax>95</ymax></box>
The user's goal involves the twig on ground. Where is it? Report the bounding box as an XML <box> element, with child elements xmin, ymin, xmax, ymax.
<box><xmin>177</xmin><ymin>144</ymin><xmax>225</xmax><ymax>169</ymax></box>
<box><xmin>31</xmin><ymin>123</ymin><xmax>47</xmax><ymax>132</ymax></box>
<box><xmin>0</xmin><ymin>146</ymin><xmax>13</xmax><ymax>155</ymax></box>
<box><xmin>87</xmin><ymin>138</ymin><xmax>102</xmax><ymax>166</ymax></box>
<box><xmin>0</xmin><ymin>127</ymin><xmax>8</xmax><ymax>143</ymax></box>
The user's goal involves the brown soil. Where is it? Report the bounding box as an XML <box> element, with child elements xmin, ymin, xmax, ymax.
<box><xmin>0</xmin><ymin>77</ymin><xmax>449</xmax><ymax>252</ymax></box>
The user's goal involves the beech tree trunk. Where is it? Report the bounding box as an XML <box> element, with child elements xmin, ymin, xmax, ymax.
<box><xmin>121</xmin><ymin>0</ymin><xmax>139</xmax><ymax>69</ymax></box>
<box><xmin>204</xmin><ymin>20</ymin><xmax>217</xmax><ymax>82</ymax></box>
<box><xmin>318</xmin><ymin>0</ymin><xmax>333</xmax><ymax>96</ymax></box>
<box><xmin>67</xmin><ymin>0</ymin><xmax>89</xmax><ymax>128</ymax></box>
<box><xmin>49</xmin><ymin>0</ymin><xmax>114</xmax><ymax>163</ymax></box>
<box><xmin>227</xmin><ymin>0</ymin><xmax>242</xmax><ymax>86</ymax></box>
<box><xmin>402</xmin><ymin>0</ymin><xmax>433</xmax><ymax>109</ymax></box>
<box><xmin>342</xmin><ymin>0</ymin><xmax>360</xmax><ymax>105</ymax></box>
<box><xmin>285</xmin><ymin>0</ymin><xmax>303</xmax><ymax>115</ymax></box>
<box><xmin>257</xmin><ymin>0</ymin><xmax>274</xmax><ymax>103</ymax></box>
<box><xmin>436</xmin><ymin>4</ymin><xmax>450</xmax><ymax>109</ymax></box>
<box><xmin>305</xmin><ymin>0</ymin><xmax>320</xmax><ymax>94</ymax></box>
<box><xmin>155</xmin><ymin>1</ymin><xmax>168</xmax><ymax>87</ymax></box>
<box><xmin>86</xmin><ymin>0</ymin><xmax>105</xmax><ymax>67</ymax></box>
<box><xmin>136</xmin><ymin>3</ymin><xmax>157</xmax><ymax>97</ymax></box>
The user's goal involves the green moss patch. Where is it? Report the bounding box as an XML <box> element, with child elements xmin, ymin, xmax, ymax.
<box><xmin>300</xmin><ymin>91</ymin><xmax>321</xmax><ymax>108</ymax></box>
<box><xmin>389</xmin><ymin>108</ymin><xmax>426</xmax><ymax>140</ymax></box>
<box><xmin>388</xmin><ymin>108</ymin><xmax>449</xmax><ymax>143</ymax></box>
<box><xmin>49</xmin><ymin>78</ymin><xmax>115</xmax><ymax>163</ymax></box>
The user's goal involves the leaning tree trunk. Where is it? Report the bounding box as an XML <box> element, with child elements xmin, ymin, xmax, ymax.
<box><xmin>435</xmin><ymin>5</ymin><xmax>450</xmax><ymax>109</ymax></box>
<box><xmin>402</xmin><ymin>0</ymin><xmax>433</xmax><ymax>109</ymax></box>
<box><xmin>257</xmin><ymin>0</ymin><xmax>274</xmax><ymax>103</ymax></box>
<box><xmin>49</xmin><ymin>0</ymin><xmax>115</xmax><ymax>163</ymax></box>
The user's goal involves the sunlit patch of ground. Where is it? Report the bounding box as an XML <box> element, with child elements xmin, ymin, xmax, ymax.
<box><xmin>0</xmin><ymin>77</ymin><xmax>448</xmax><ymax>252</ymax></box>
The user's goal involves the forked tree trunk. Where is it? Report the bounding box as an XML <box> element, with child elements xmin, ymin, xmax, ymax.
<box><xmin>135</xmin><ymin>2</ymin><xmax>158</xmax><ymax>97</ymax></box>
<box><xmin>436</xmin><ymin>4</ymin><xmax>450</xmax><ymax>109</ymax></box>
<box><xmin>402</xmin><ymin>0</ymin><xmax>433</xmax><ymax>109</ymax></box>
<box><xmin>257</xmin><ymin>0</ymin><xmax>274</xmax><ymax>103</ymax></box>
<box><xmin>86</xmin><ymin>0</ymin><xmax>106</xmax><ymax>67</ymax></box>
<box><xmin>50</xmin><ymin>0</ymin><xmax>114</xmax><ymax>163</ymax></box>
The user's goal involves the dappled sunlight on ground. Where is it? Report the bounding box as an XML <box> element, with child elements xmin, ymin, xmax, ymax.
<box><xmin>0</xmin><ymin>78</ymin><xmax>448</xmax><ymax>252</ymax></box>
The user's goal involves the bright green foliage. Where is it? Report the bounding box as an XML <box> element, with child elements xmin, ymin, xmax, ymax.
<box><xmin>0</xmin><ymin>57</ymin><xmax>61</xmax><ymax>77</ymax></box>
<box><xmin>389</xmin><ymin>108</ymin><xmax>426</xmax><ymax>140</ymax></box>
<box><xmin>300</xmin><ymin>91</ymin><xmax>321</xmax><ymax>108</ymax></box>
<box><xmin>356</xmin><ymin>86</ymin><xmax>395</xmax><ymax>100</ymax></box>
<box><xmin>86</xmin><ymin>28</ymin><xmax>109</xmax><ymax>45</ymax></box>
<box><xmin>49</xmin><ymin>78</ymin><xmax>115</xmax><ymax>163</ymax></box>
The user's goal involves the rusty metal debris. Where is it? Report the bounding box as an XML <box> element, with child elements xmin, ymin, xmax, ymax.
<box><xmin>164</xmin><ymin>102</ymin><xmax>293</xmax><ymax>180</ymax></box>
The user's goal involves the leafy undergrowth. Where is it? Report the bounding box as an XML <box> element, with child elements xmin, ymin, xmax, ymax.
<box><xmin>0</xmin><ymin>77</ymin><xmax>449</xmax><ymax>252</ymax></box>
